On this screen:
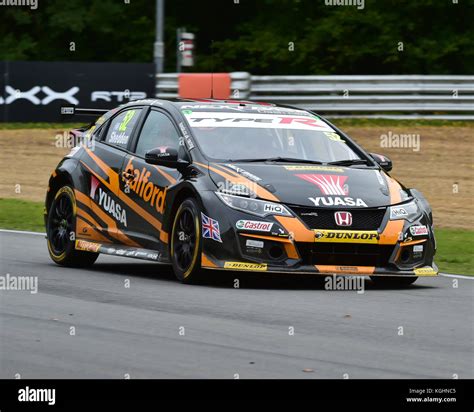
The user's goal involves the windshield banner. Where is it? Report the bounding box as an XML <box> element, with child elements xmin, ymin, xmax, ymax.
<box><xmin>183</xmin><ymin>111</ymin><xmax>335</xmax><ymax>131</ymax></box>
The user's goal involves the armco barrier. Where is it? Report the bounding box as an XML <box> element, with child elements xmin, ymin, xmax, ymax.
<box><xmin>156</xmin><ymin>73</ymin><xmax>474</xmax><ymax>119</ymax></box>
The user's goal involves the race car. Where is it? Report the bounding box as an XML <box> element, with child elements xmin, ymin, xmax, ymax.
<box><xmin>45</xmin><ymin>99</ymin><xmax>438</xmax><ymax>285</ymax></box>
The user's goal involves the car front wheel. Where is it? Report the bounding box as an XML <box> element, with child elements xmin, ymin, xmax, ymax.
<box><xmin>170</xmin><ymin>198</ymin><xmax>202</xmax><ymax>283</ymax></box>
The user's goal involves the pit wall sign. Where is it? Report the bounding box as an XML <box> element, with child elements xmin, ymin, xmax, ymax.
<box><xmin>0</xmin><ymin>61</ymin><xmax>155</xmax><ymax>122</ymax></box>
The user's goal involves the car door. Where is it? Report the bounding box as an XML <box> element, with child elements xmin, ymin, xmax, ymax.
<box><xmin>119</xmin><ymin>108</ymin><xmax>182</xmax><ymax>250</ymax></box>
<box><xmin>78</xmin><ymin>107</ymin><xmax>143</xmax><ymax>245</ymax></box>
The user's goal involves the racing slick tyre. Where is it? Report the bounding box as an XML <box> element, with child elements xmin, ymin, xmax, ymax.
<box><xmin>370</xmin><ymin>276</ymin><xmax>417</xmax><ymax>287</ymax></box>
<box><xmin>170</xmin><ymin>198</ymin><xmax>202</xmax><ymax>283</ymax></box>
<box><xmin>46</xmin><ymin>186</ymin><xmax>99</xmax><ymax>267</ymax></box>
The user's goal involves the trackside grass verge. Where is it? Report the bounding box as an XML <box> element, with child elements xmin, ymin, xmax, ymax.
<box><xmin>0</xmin><ymin>198</ymin><xmax>45</xmax><ymax>233</ymax></box>
<box><xmin>434</xmin><ymin>229</ymin><xmax>474</xmax><ymax>276</ymax></box>
<box><xmin>0</xmin><ymin>198</ymin><xmax>472</xmax><ymax>276</ymax></box>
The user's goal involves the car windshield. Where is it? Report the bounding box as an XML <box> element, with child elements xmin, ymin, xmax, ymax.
<box><xmin>182</xmin><ymin>110</ymin><xmax>362</xmax><ymax>163</ymax></box>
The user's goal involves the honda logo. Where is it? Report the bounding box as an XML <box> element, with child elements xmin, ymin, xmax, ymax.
<box><xmin>334</xmin><ymin>211</ymin><xmax>352</xmax><ymax>226</ymax></box>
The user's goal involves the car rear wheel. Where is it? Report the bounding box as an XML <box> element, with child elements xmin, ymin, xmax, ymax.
<box><xmin>170</xmin><ymin>198</ymin><xmax>202</xmax><ymax>283</ymax></box>
<box><xmin>370</xmin><ymin>276</ymin><xmax>417</xmax><ymax>287</ymax></box>
<box><xmin>46</xmin><ymin>186</ymin><xmax>99</xmax><ymax>267</ymax></box>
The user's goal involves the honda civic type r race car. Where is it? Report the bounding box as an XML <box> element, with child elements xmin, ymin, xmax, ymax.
<box><xmin>45</xmin><ymin>99</ymin><xmax>438</xmax><ymax>285</ymax></box>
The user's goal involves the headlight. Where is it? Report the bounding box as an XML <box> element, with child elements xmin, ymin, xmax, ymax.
<box><xmin>215</xmin><ymin>192</ymin><xmax>292</xmax><ymax>217</ymax></box>
<box><xmin>389</xmin><ymin>200</ymin><xmax>422</xmax><ymax>222</ymax></box>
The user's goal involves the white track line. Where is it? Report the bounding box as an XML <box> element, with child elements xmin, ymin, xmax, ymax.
<box><xmin>1</xmin><ymin>229</ymin><xmax>473</xmax><ymax>279</ymax></box>
<box><xmin>0</xmin><ymin>229</ymin><xmax>45</xmax><ymax>236</ymax></box>
<box><xmin>439</xmin><ymin>273</ymin><xmax>474</xmax><ymax>280</ymax></box>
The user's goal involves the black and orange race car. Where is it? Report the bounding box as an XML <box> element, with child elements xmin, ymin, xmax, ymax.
<box><xmin>45</xmin><ymin>99</ymin><xmax>437</xmax><ymax>285</ymax></box>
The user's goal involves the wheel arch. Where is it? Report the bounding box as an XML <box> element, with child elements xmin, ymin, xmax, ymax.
<box><xmin>46</xmin><ymin>173</ymin><xmax>73</xmax><ymax>211</ymax></box>
<box><xmin>45</xmin><ymin>159</ymin><xmax>81</xmax><ymax>221</ymax></box>
<box><xmin>165</xmin><ymin>185</ymin><xmax>200</xmax><ymax>235</ymax></box>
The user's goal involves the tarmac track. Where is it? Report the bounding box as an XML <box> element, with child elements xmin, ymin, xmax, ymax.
<box><xmin>0</xmin><ymin>231</ymin><xmax>472</xmax><ymax>379</ymax></box>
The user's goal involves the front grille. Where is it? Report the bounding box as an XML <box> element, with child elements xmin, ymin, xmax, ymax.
<box><xmin>290</xmin><ymin>206</ymin><xmax>386</xmax><ymax>230</ymax></box>
<box><xmin>297</xmin><ymin>243</ymin><xmax>394</xmax><ymax>267</ymax></box>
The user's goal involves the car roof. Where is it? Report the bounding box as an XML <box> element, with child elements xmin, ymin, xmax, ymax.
<box><xmin>118</xmin><ymin>98</ymin><xmax>312</xmax><ymax>114</ymax></box>
<box><xmin>171</xmin><ymin>98</ymin><xmax>276</xmax><ymax>107</ymax></box>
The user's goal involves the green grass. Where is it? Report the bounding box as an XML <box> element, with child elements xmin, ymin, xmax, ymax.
<box><xmin>435</xmin><ymin>229</ymin><xmax>474</xmax><ymax>276</ymax></box>
<box><xmin>0</xmin><ymin>198</ymin><xmax>45</xmax><ymax>232</ymax></box>
<box><xmin>0</xmin><ymin>198</ymin><xmax>472</xmax><ymax>275</ymax></box>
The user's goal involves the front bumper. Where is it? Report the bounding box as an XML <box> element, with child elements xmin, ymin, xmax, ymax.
<box><xmin>201</xmin><ymin>254</ymin><xmax>438</xmax><ymax>277</ymax></box>
<box><xmin>199</xmin><ymin>192</ymin><xmax>437</xmax><ymax>277</ymax></box>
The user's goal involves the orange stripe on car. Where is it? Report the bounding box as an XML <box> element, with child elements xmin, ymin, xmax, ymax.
<box><xmin>201</xmin><ymin>253</ymin><xmax>218</xmax><ymax>268</ymax></box>
<box><xmin>80</xmin><ymin>160</ymin><xmax>116</xmax><ymax>194</ymax></box>
<box><xmin>400</xmin><ymin>239</ymin><xmax>427</xmax><ymax>246</ymax></box>
<box><xmin>88</xmin><ymin>227</ymin><xmax>111</xmax><ymax>243</ymax></box>
<box><xmin>75</xmin><ymin>189</ymin><xmax>95</xmax><ymax>207</ymax></box>
<box><xmin>118</xmin><ymin>190</ymin><xmax>169</xmax><ymax>244</ymax></box>
<box><xmin>385</xmin><ymin>175</ymin><xmax>402</xmax><ymax>204</ymax></box>
<box><xmin>152</xmin><ymin>165</ymin><xmax>176</xmax><ymax>185</ymax></box>
<box><xmin>283</xmin><ymin>243</ymin><xmax>300</xmax><ymax>260</ymax></box>
<box><xmin>87</xmin><ymin>201</ymin><xmax>140</xmax><ymax>247</ymax></box>
<box><xmin>274</xmin><ymin>216</ymin><xmax>314</xmax><ymax>242</ymax></box>
<box><xmin>83</xmin><ymin>147</ymin><xmax>119</xmax><ymax>193</ymax></box>
<box><xmin>315</xmin><ymin>265</ymin><xmax>375</xmax><ymax>275</ymax></box>
<box><xmin>240</xmin><ymin>233</ymin><xmax>292</xmax><ymax>243</ymax></box>
<box><xmin>379</xmin><ymin>220</ymin><xmax>404</xmax><ymax>244</ymax></box>
<box><xmin>119</xmin><ymin>193</ymin><xmax>169</xmax><ymax>243</ymax></box>
<box><xmin>195</xmin><ymin>161</ymin><xmax>279</xmax><ymax>202</ymax></box>
<box><xmin>77</xmin><ymin>206</ymin><xmax>103</xmax><ymax>228</ymax></box>
<box><xmin>75</xmin><ymin>189</ymin><xmax>140</xmax><ymax>247</ymax></box>
<box><xmin>76</xmin><ymin>208</ymin><xmax>111</xmax><ymax>242</ymax></box>
<box><xmin>394</xmin><ymin>238</ymin><xmax>428</xmax><ymax>261</ymax></box>
<box><xmin>80</xmin><ymin>161</ymin><xmax>169</xmax><ymax>243</ymax></box>
<box><xmin>76</xmin><ymin>215</ymin><xmax>110</xmax><ymax>243</ymax></box>
<box><xmin>213</xmin><ymin>163</ymin><xmax>242</xmax><ymax>178</ymax></box>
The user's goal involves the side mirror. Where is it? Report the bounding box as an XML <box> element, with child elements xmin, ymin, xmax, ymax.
<box><xmin>370</xmin><ymin>153</ymin><xmax>393</xmax><ymax>172</ymax></box>
<box><xmin>145</xmin><ymin>146</ymin><xmax>187</xmax><ymax>169</ymax></box>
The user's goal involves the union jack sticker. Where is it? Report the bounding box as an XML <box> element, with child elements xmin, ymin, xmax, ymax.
<box><xmin>201</xmin><ymin>213</ymin><xmax>222</xmax><ymax>243</ymax></box>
